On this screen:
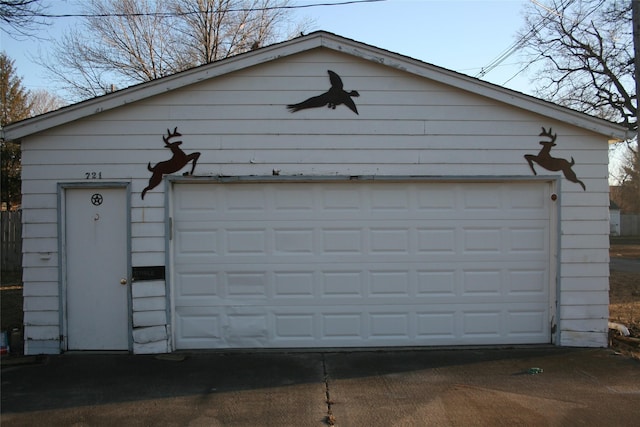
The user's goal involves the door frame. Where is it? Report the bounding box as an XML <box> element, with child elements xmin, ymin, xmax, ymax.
<box><xmin>58</xmin><ymin>182</ymin><xmax>132</xmax><ymax>352</ymax></box>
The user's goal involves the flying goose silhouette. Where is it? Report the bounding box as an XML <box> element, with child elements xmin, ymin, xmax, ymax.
<box><xmin>287</xmin><ymin>70</ymin><xmax>360</xmax><ymax>114</ymax></box>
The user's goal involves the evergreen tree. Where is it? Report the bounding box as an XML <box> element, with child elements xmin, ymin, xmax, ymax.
<box><xmin>1</xmin><ymin>51</ymin><xmax>31</xmax><ymax>209</ymax></box>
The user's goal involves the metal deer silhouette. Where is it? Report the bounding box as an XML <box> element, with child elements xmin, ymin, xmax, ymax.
<box><xmin>524</xmin><ymin>127</ymin><xmax>586</xmax><ymax>191</ymax></box>
<box><xmin>141</xmin><ymin>127</ymin><xmax>201</xmax><ymax>199</ymax></box>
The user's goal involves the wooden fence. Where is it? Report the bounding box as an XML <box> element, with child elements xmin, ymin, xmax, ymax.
<box><xmin>1</xmin><ymin>211</ymin><xmax>22</xmax><ymax>273</ymax></box>
<box><xmin>621</xmin><ymin>214</ymin><xmax>640</xmax><ymax>236</ymax></box>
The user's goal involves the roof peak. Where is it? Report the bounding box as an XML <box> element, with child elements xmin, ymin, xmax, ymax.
<box><xmin>2</xmin><ymin>31</ymin><xmax>629</xmax><ymax>141</ymax></box>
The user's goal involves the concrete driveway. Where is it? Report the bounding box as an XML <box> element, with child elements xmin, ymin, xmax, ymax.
<box><xmin>1</xmin><ymin>347</ymin><xmax>639</xmax><ymax>426</ymax></box>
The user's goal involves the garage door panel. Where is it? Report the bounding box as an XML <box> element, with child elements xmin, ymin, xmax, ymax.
<box><xmin>417</xmin><ymin>311</ymin><xmax>457</xmax><ymax>338</ymax></box>
<box><xmin>370</xmin><ymin>271</ymin><xmax>411</xmax><ymax>296</ymax></box>
<box><xmin>225</xmin><ymin>229</ymin><xmax>267</xmax><ymax>254</ymax></box>
<box><xmin>174</xmin><ymin>185</ymin><xmax>219</xmax><ymax>212</ymax></box>
<box><xmin>176</xmin><ymin>254</ymin><xmax>546</xmax><ymax>266</ymax></box>
<box><xmin>175</xmin><ymin>304</ymin><xmax>550</xmax><ymax>348</ymax></box>
<box><xmin>224</xmin><ymin>188</ymin><xmax>268</xmax><ymax>211</ymax></box>
<box><xmin>462</xmin><ymin>311</ymin><xmax>502</xmax><ymax>337</ymax></box>
<box><xmin>174</xmin><ymin>182</ymin><xmax>548</xmax><ymax>222</ymax></box>
<box><xmin>417</xmin><ymin>270</ymin><xmax>457</xmax><ymax>295</ymax></box>
<box><xmin>417</xmin><ymin>228</ymin><xmax>456</xmax><ymax>253</ymax></box>
<box><xmin>322</xmin><ymin>228</ymin><xmax>364</xmax><ymax>253</ymax></box>
<box><xmin>273</xmin><ymin>271</ymin><xmax>316</xmax><ymax>297</ymax></box>
<box><xmin>274</xmin><ymin>228</ymin><xmax>315</xmax><ymax>254</ymax></box>
<box><xmin>507</xmin><ymin>309</ymin><xmax>547</xmax><ymax>336</ymax></box>
<box><xmin>176</xmin><ymin>271</ymin><xmax>220</xmax><ymax>298</ymax></box>
<box><xmin>321</xmin><ymin>270</ymin><xmax>364</xmax><ymax>296</ymax></box>
<box><xmin>507</xmin><ymin>270</ymin><xmax>547</xmax><ymax>294</ymax></box>
<box><xmin>175</xmin><ymin>263</ymin><xmax>548</xmax><ymax>305</ymax></box>
<box><xmin>174</xmin><ymin>250</ymin><xmax>547</xmax><ymax>266</ymax></box>
<box><xmin>172</xmin><ymin>181</ymin><xmax>552</xmax><ymax>348</ymax></box>
<box><xmin>196</xmin><ymin>210</ymin><xmax>548</xmax><ymax>222</ymax></box>
<box><xmin>509</xmin><ymin>227</ymin><xmax>548</xmax><ymax>253</ymax></box>
<box><xmin>322</xmin><ymin>187</ymin><xmax>363</xmax><ymax>210</ymax></box>
<box><xmin>273</xmin><ymin>187</ymin><xmax>316</xmax><ymax>211</ymax></box>
<box><xmin>175</xmin><ymin>249</ymin><xmax>549</xmax><ymax>266</ymax></box>
<box><xmin>462</xmin><ymin>227</ymin><xmax>503</xmax><ymax>253</ymax></box>
<box><xmin>507</xmin><ymin>185</ymin><xmax>548</xmax><ymax>210</ymax></box>
<box><xmin>462</xmin><ymin>269</ymin><xmax>502</xmax><ymax>295</ymax></box>
<box><xmin>323</xmin><ymin>313</ymin><xmax>364</xmax><ymax>338</ymax></box>
<box><xmin>176</xmin><ymin>307</ymin><xmax>270</xmax><ymax>349</ymax></box>
<box><xmin>369</xmin><ymin>312</ymin><xmax>411</xmax><ymax>338</ymax></box>
<box><xmin>226</xmin><ymin>272</ymin><xmax>269</xmax><ymax>297</ymax></box>
<box><xmin>175</xmin><ymin>222</ymin><xmax>548</xmax><ymax>260</ymax></box>
<box><xmin>175</xmin><ymin>308</ymin><xmax>225</xmax><ymax>348</ymax></box>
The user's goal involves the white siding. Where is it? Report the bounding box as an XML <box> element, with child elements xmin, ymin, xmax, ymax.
<box><xmin>19</xmin><ymin>48</ymin><xmax>611</xmax><ymax>353</ymax></box>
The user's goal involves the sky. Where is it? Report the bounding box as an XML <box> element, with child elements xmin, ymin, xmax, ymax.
<box><xmin>0</xmin><ymin>0</ymin><xmax>535</xmax><ymax>101</ymax></box>
<box><xmin>1</xmin><ymin>0</ymin><xmax>632</xmax><ymax>181</ymax></box>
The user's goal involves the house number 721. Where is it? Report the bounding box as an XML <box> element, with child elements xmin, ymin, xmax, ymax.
<box><xmin>85</xmin><ymin>172</ymin><xmax>103</xmax><ymax>179</ymax></box>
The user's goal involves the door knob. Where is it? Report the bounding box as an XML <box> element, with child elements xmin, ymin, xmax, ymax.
<box><xmin>120</xmin><ymin>278</ymin><xmax>128</xmax><ymax>285</ymax></box>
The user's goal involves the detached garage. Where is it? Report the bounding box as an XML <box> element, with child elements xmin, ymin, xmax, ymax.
<box><xmin>2</xmin><ymin>32</ymin><xmax>628</xmax><ymax>354</ymax></box>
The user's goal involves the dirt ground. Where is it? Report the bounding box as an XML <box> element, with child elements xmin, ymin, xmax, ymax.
<box><xmin>608</xmin><ymin>238</ymin><xmax>640</xmax><ymax>359</ymax></box>
<box><xmin>1</xmin><ymin>271</ymin><xmax>22</xmax><ymax>337</ymax></box>
<box><xmin>2</xmin><ymin>241</ymin><xmax>639</xmax><ymax>356</ymax></box>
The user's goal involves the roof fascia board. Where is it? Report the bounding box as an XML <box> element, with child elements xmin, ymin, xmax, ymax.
<box><xmin>318</xmin><ymin>33</ymin><xmax>629</xmax><ymax>141</ymax></box>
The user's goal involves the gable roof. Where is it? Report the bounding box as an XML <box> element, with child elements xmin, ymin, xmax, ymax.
<box><xmin>1</xmin><ymin>31</ymin><xmax>630</xmax><ymax>141</ymax></box>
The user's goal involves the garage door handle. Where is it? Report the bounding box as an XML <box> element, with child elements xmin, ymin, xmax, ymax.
<box><xmin>120</xmin><ymin>278</ymin><xmax>128</xmax><ymax>285</ymax></box>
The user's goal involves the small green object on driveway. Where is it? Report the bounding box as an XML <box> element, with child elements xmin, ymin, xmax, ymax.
<box><xmin>528</xmin><ymin>367</ymin><xmax>543</xmax><ymax>375</ymax></box>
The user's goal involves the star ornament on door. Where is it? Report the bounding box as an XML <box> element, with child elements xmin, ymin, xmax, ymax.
<box><xmin>91</xmin><ymin>193</ymin><xmax>104</xmax><ymax>206</ymax></box>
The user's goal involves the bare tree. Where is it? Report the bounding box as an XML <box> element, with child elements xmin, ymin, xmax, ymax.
<box><xmin>519</xmin><ymin>0</ymin><xmax>635</xmax><ymax>132</ymax></box>
<box><xmin>519</xmin><ymin>0</ymin><xmax>638</xmax><ymax>210</ymax></box>
<box><xmin>41</xmin><ymin>0</ymin><xmax>185</xmax><ymax>99</ymax></box>
<box><xmin>29</xmin><ymin>88</ymin><xmax>65</xmax><ymax>115</ymax></box>
<box><xmin>40</xmin><ymin>0</ymin><xmax>309</xmax><ymax>100</ymax></box>
<box><xmin>0</xmin><ymin>0</ymin><xmax>48</xmax><ymax>38</ymax></box>
<box><xmin>172</xmin><ymin>0</ymin><xmax>303</xmax><ymax>66</ymax></box>
<box><xmin>610</xmin><ymin>142</ymin><xmax>640</xmax><ymax>212</ymax></box>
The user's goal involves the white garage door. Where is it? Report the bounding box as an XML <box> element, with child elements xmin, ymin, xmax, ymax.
<box><xmin>171</xmin><ymin>180</ymin><xmax>552</xmax><ymax>349</ymax></box>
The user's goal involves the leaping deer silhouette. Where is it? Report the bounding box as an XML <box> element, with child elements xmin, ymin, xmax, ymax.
<box><xmin>142</xmin><ymin>127</ymin><xmax>201</xmax><ymax>199</ymax></box>
<box><xmin>525</xmin><ymin>127</ymin><xmax>586</xmax><ymax>191</ymax></box>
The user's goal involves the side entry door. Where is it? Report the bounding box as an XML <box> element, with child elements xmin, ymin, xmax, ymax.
<box><xmin>64</xmin><ymin>186</ymin><xmax>130</xmax><ymax>350</ymax></box>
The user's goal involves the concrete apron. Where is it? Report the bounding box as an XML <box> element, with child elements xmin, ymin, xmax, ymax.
<box><xmin>1</xmin><ymin>347</ymin><xmax>639</xmax><ymax>426</ymax></box>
